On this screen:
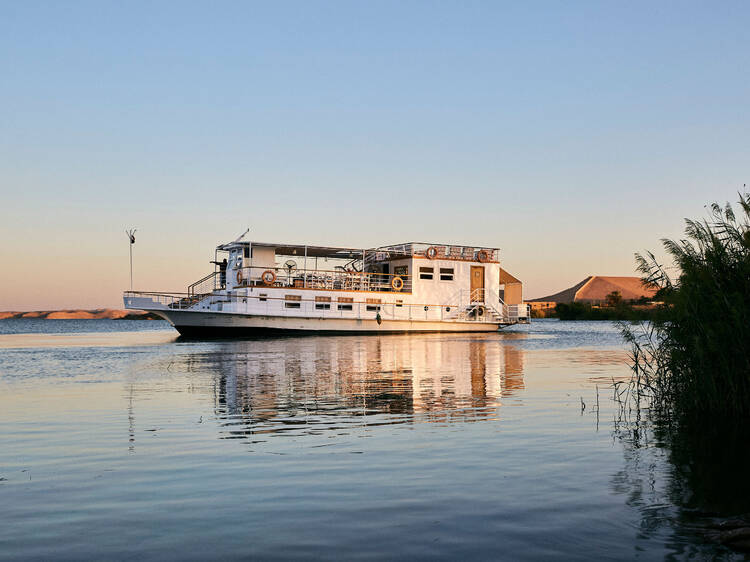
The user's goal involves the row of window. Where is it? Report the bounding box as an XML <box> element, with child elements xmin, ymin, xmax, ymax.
<box><xmin>272</xmin><ymin>294</ymin><xmax>408</xmax><ymax>312</ymax></box>
<box><xmin>418</xmin><ymin>267</ymin><xmax>454</xmax><ymax>281</ymax></box>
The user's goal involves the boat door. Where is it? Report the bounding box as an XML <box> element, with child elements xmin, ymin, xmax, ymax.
<box><xmin>470</xmin><ymin>266</ymin><xmax>485</xmax><ymax>302</ymax></box>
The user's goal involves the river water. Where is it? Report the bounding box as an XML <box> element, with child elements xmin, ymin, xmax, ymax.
<box><xmin>0</xmin><ymin>320</ymin><xmax>741</xmax><ymax>560</ymax></box>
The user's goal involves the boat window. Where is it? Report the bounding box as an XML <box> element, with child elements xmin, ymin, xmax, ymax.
<box><xmin>394</xmin><ymin>265</ymin><xmax>408</xmax><ymax>277</ymax></box>
<box><xmin>395</xmin><ymin>300</ymin><xmax>403</xmax><ymax>307</ymax></box>
<box><xmin>419</xmin><ymin>267</ymin><xmax>434</xmax><ymax>280</ymax></box>
<box><xmin>338</xmin><ymin>304</ymin><xmax>353</xmax><ymax>311</ymax></box>
<box><xmin>244</xmin><ymin>247</ymin><xmax>250</xmax><ymax>258</ymax></box>
<box><xmin>440</xmin><ymin>268</ymin><xmax>454</xmax><ymax>281</ymax></box>
<box><xmin>285</xmin><ymin>294</ymin><xmax>301</xmax><ymax>309</ymax></box>
<box><xmin>315</xmin><ymin>296</ymin><xmax>331</xmax><ymax>310</ymax></box>
<box><xmin>366</xmin><ymin>298</ymin><xmax>381</xmax><ymax>312</ymax></box>
<box><xmin>337</xmin><ymin>296</ymin><xmax>353</xmax><ymax>311</ymax></box>
<box><xmin>259</xmin><ymin>293</ymin><xmax>267</xmax><ymax>302</ymax></box>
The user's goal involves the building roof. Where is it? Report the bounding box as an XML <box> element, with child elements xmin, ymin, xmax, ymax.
<box><xmin>530</xmin><ymin>276</ymin><xmax>657</xmax><ymax>303</ymax></box>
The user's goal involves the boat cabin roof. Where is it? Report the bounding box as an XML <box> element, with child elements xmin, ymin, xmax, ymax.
<box><xmin>218</xmin><ymin>240</ymin><xmax>500</xmax><ymax>261</ymax></box>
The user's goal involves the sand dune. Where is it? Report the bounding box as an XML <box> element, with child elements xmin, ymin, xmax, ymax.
<box><xmin>0</xmin><ymin>309</ymin><xmax>161</xmax><ymax>320</ymax></box>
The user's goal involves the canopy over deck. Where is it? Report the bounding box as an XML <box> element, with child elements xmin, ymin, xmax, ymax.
<box><xmin>218</xmin><ymin>241</ymin><xmax>364</xmax><ymax>259</ymax></box>
<box><xmin>218</xmin><ymin>240</ymin><xmax>500</xmax><ymax>261</ymax></box>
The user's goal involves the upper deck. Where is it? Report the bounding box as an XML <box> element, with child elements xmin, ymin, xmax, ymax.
<box><xmin>203</xmin><ymin>240</ymin><xmax>501</xmax><ymax>296</ymax></box>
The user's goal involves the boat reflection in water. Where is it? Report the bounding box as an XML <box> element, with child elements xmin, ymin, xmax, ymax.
<box><xmin>172</xmin><ymin>334</ymin><xmax>526</xmax><ymax>441</ymax></box>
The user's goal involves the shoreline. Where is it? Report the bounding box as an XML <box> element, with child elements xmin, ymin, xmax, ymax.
<box><xmin>0</xmin><ymin>309</ymin><xmax>162</xmax><ymax>320</ymax></box>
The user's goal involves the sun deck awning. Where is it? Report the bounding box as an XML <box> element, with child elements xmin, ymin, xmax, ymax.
<box><xmin>217</xmin><ymin>240</ymin><xmax>501</xmax><ymax>261</ymax></box>
<box><xmin>217</xmin><ymin>241</ymin><xmax>366</xmax><ymax>259</ymax></box>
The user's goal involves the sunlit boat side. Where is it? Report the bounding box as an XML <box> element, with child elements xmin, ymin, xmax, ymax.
<box><xmin>123</xmin><ymin>240</ymin><xmax>530</xmax><ymax>336</ymax></box>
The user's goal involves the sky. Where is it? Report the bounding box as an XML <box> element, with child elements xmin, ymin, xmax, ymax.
<box><xmin>1</xmin><ymin>1</ymin><xmax>748</xmax><ymax>310</ymax></box>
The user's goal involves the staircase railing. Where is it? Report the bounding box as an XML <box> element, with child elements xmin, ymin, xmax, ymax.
<box><xmin>188</xmin><ymin>271</ymin><xmax>219</xmax><ymax>298</ymax></box>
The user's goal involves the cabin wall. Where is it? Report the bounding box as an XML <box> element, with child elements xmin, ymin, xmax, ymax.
<box><xmin>250</xmin><ymin>246</ymin><xmax>277</xmax><ymax>273</ymax></box>
<box><xmin>503</xmin><ymin>283</ymin><xmax>523</xmax><ymax>305</ymax></box>
<box><xmin>411</xmin><ymin>258</ymin><xmax>502</xmax><ymax>306</ymax></box>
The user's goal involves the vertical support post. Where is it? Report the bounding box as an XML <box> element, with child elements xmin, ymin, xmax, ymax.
<box><xmin>304</xmin><ymin>246</ymin><xmax>308</xmax><ymax>288</ymax></box>
<box><xmin>126</xmin><ymin>228</ymin><xmax>136</xmax><ymax>291</ymax></box>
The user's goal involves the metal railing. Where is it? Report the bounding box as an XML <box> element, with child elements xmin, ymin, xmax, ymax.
<box><xmin>188</xmin><ymin>271</ymin><xmax>219</xmax><ymax>297</ymax></box>
<box><xmin>124</xmin><ymin>289</ymin><xmax>529</xmax><ymax>324</ymax></box>
<box><xmin>230</xmin><ymin>266</ymin><xmax>412</xmax><ymax>293</ymax></box>
<box><xmin>370</xmin><ymin>243</ymin><xmax>499</xmax><ymax>262</ymax></box>
<box><xmin>441</xmin><ymin>288</ymin><xmax>530</xmax><ymax>324</ymax></box>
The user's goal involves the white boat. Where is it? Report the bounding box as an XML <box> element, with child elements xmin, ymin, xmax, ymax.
<box><xmin>123</xmin><ymin>239</ymin><xmax>530</xmax><ymax>336</ymax></box>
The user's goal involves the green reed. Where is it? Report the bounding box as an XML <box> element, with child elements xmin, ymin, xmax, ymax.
<box><xmin>621</xmin><ymin>193</ymin><xmax>750</xmax><ymax>419</ymax></box>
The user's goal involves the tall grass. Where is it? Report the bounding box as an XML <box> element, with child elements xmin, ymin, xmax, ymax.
<box><xmin>622</xmin><ymin>193</ymin><xmax>750</xmax><ymax>419</ymax></box>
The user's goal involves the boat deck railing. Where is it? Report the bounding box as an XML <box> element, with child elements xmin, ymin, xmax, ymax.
<box><xmin>224</xmin><ymin>266</ymin><xmax>413</xmax><ymax>294</ymax></box>
<box><xmin>124</xmin><ymin>287</ymin><xmax>530</xmax><ymax>324</ymax></box>
<box><xmin>370</xmin><ymin>243</ymin><xmax>499</xmax><ymax>262</ymax></box>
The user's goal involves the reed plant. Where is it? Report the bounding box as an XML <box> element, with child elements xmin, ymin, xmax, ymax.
<box><xmin>622</xmin><ymin>193</ymin><xmax>750</xmax><ymax>419</ymax></box>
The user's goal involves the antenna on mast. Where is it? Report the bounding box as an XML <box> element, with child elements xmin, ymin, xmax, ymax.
<box><xmin>234</xmin><ymin>228</ymin><xmax>250</xmax><ymax>242</ymax></box>
<box><xmin>125</xmin><ymin>228</ymin><xmax>137</xmax><ymax>291</ymax></box>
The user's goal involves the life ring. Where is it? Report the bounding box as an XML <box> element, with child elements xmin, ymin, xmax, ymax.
<box><xmin>391</xmin><ymin>276</ymin><xmax>404</xmax><ymax>291</ymax></box>
<box><xmin>236</xmin><ymin>270</ymin><xmax>244</xmax><ymax>284</ymax></box>
<box><xmin>477</xmin><ymin>250</ymin><xmax>490</xmax><ymax>263</ymax></box>
<box><xmin>261</xmin><ymin>270</ymin><xmax>276</xmax><ymax>285</ymax></box>
<box><xmin>476</xmin><ymin>306</ymin><xmax>485</xmax><ymax>317</ymax></box>
<box><xmin>425</xmin><ymin>246</ymin><xmax>438</xmax><ymax>259</ymax></box>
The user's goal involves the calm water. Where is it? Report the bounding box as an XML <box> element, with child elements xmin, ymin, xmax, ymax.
<box><xmin>0</xmin><ymin>320</ymin><xmax>741</xmax><ymax>560</ymax></box>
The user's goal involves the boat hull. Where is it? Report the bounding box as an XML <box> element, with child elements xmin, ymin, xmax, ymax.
<box><xmin>149</xmin><ymin>309</ymin><xmax>505</xmax><ymax>337</ymax></box>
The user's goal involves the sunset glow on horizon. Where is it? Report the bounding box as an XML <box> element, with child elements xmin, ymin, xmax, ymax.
<box><xmin>1</xmin><ymin>2</ymin><xmax>747</xmax><ymax>311</ymax></box>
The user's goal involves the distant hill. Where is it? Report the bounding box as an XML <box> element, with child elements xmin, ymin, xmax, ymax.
<box><xmin>530</xmin><ymin>276</ymin><xmax>657</xmax><ymax>303</ymax></box>
<box><xmin>0</xmin><ymin>309</ymin><xmax>162</xmax><ymax>320</ymax></box>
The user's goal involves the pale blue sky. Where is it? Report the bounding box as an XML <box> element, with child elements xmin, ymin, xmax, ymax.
<box><xmin>1</xmin><ymin>1</ymin><xmax>747</xmax><ymax>309</ymax></box>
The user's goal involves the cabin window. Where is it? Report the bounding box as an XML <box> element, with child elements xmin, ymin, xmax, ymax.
<box><xmin>244</xmin><ymin>247</ymin><xmax>250</xmax><ymax>258</ymax></box>
<box><xmin>419</xmin><ymin>267</ymin><xmax>434</xmax><ymax>280</ymax></box>
<box><xmin>315</xmin><ymin>296</ymin><xmax>331</xmax><ymax>310</ymax></box>
<box><xmin>394</xmin><ymin>266</ymin><xmax>408</xmax><ymax>277</ymax></box>
<box><xmin>259</xmin><ymin>293</ymin><xmax>267</xmax><ymax>302</ymax></box>
<box><xmin>366</xmin><ymin>298</ymin><xmax>381</xmax><ymax>312</ymax></box>
<box><xmin>285</xmin><ymin>295</ymin><xmax>301</xmax><ymax>309</ymax></box>
<box><xmin>395</xmin><ymin>300</ymin><xmax>403</xmax><ymax>307</ymax></box>
<box><xmin>337</xmin><ymin>297</ymin><xmax>353</xmax><ymax>311</ymax></box>
<box><xmin>440</xmin><ymin>268</ymin><xmax>454</xmax><ymax>281</ymax></box>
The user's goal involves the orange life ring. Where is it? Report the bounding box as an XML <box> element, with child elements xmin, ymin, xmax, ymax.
<box><xmin>477</xmin><ymin>249</ymin><xmax>490</xmax><ymax>263</ymax></box>
<box><xmin>391</xmin><ymin>276</ymin><xmax>404</xmax><ymax>291</ymax></box>
<box><xmin>261</xmin><ymin>270</ymin><xmax>276</xmax><ymax>285</ymax></box>
<box><xmin>425</xmin><ymin>246</ymin><xmax>438</xmax><ymax>259</ymax></box>
<box><xmin>236</xmin><ymin>270</ymin><xmax>244</xmax><ymax>284</ymax></box>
